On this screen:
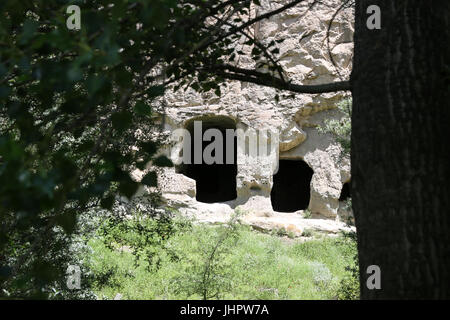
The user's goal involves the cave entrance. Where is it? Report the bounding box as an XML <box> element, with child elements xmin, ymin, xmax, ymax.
<box><xmin>178</xmin><ymin>116</ymin><xmax>237</xmax><ymax>203</ymax></box>
<box><xmin>339</xmin><ymin>181</ymin><xmax>351</xmax><ymax>201</ymax></box>
<box><xmin>270</xmin><ymin>159</ymin><xmax>313</xmax><ymax>212</ymax></box>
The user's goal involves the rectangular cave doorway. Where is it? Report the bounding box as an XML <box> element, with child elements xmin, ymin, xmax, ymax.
<box><xmin>177</xmin><ymin>116</ymin><xmax>238</xmax><ymax>203</ymax></box>
<box><xmin>270</xmin><ymin>159</ymin><xmax>313</xmax><ymax>212</ymax></box>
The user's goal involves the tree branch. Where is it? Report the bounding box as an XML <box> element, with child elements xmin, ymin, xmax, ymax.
<box><xmin>205</xmin><ymin>64</ymin><xmax>351</xmax><ymax>94</ymax></box>
<box><xmin>196</xmin><ymin>0</ymin><xmax>308</xmax><ymax>54</ymax></box>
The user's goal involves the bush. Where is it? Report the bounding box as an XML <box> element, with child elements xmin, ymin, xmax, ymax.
<box><xmin>334</xmin><ymin>230</ymin><xmax>360</xmax><ymax>300</ymax></box>
<box><xmin>172</xmin><ymin>213</ymin><xmax>241</xmax><ymax>300</ymax></box>
<box><xmin>319</xmin><ymin>97</ymin><xmax>352</xmax><ymax>156</ymax></box>
<box><xmin>97</xmin><ymin>210</ymin><xmax>192</xmax><ymax>272</ymax></box>
<box><xmin>86</xmin><ymin>215</ymin><xmax>360</xmax><ymax>300</ymax></box>
<box><xmin>302</xmin><ymin>228</ymin><xmax>313</xmax><ymax>237</ymax></box>
<box><xmin>302</xmin><ymin>209</ymin><xmax>312</xmax><ymax>219</ymax></box>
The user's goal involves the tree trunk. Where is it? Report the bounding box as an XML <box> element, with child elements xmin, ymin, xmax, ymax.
<box><xmin>352</xmin><ymin>1</ymin><xmax>450</xmax><ymax>299</ymax></box>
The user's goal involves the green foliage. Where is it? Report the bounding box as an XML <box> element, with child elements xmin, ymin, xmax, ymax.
<box><xmin>269</xmin><ymin>228</ymin><xmax>295</xmax><ymax>239</ymax></box>
<box><xmin>271</xmin><ymin>226</ymin><xmax>287</xmax><ymax>237</ymax></box>
<box><xmin>0</xmin><ymin>0</ymin><xmax>286</xmax><ymax>298</ymax></box>
<box><xmin>172</xmin><ymin>213</ymin><xmax>242</xmax><ymax>300</ymax></box>
<box><xmin>87</xmin><ymin>220</ymin><xmax>359</xmax><ymax>300</ymax></box>
<box><xmin>302</xmin><ymin>228</ymin><xmax>313</xmax><ymax>237</ymax></box>
<box><xmin>319</xmin><ymin>97</ymin><xmax>352</xmax><ymax>156</ymax></box>
<box><xmin>308</xmin><ymin>261</ymin><xmax>333</xmax><ymax>290</ymax></box>
<box><xmin>334</xmin><ymin>230</ymin><xmax>360</xmax><ymax>300</ymax></box>
<box><xmin>97</xmin><ymin>210</ymin><xmax>192</xmax><ymax>272</ymax></box>
<box><xmin>302</xmin><ymin>209</ymin><xmax>312</xmax><ymax>219</ymax></box>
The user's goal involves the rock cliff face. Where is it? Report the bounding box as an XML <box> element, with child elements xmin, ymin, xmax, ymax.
<box><xmin>141</xmin><ymin>1</ymin><xmax>354</xmax><ymax>229</ymax></box>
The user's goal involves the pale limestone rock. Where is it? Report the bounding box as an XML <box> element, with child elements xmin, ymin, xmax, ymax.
<box><xmin>235</xmin><ymin>196</ymin><xmax>274</xmax><ymax>218</ymax></box>
<box><xmin>241</xmin><ymin>211</ymin><xmax>355</xmax><ymax>237</ymax></box>
<box><xmin>158</xmin><ymin>167</ymin><xmax>196</xmax><ymax>198</ymax></box>
<box><xmin>305</xmin><ymin>149</ymin><xmax>341</xmax><ymax>218</ymax></box>
<box><xmin>279</xmin><ymin>121</ymin><xmax>307</xmax><ymax>152</ymax></box>
<box><xmin>138</xmin><ymin>0</ymin><xmax>354</xmax><ymax>232</ymax></box>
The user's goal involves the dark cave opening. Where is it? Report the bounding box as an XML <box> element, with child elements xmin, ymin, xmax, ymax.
<box><xmin>339</xmin><ymin>181</ymin><xmax>351</xmax><ymax>201</ymax></box>
<box><xmin>178</xmin><ymin>116</ymin><xmax>237</xmax><ymax>203</ymax></box>
<box><xmin>270</xmin><ymin>159</ymin><xmax>313</xmax><ymax>212</ymax></box>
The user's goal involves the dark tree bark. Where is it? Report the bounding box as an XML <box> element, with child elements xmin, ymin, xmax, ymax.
<box><xmin>352</xmin><ymin>1</ymin><xmax>450</xmax><ymax>299</ymax></box>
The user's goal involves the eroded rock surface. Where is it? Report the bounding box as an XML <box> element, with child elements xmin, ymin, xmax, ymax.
<box><xmin>135</xmin><ymin>0</ymin><xmax>355</xmax><ymax>233</ymax></box>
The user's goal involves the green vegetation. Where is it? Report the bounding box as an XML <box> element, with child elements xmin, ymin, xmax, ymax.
<box><xmin>0</xmin><ymin>1</ymin><xmax>360</xmax><ymax>299</ymax></box>
<box><xmin>302</xmin><ymin>209</ymin><xmax>313</xmax><ymax>219</ymax></box>
<box><xmin>0</xmin><ymin>0</ymin><xmax>295</xmax><ymax>297</ymax></box>
<box><xmin>301</xmin><ymin>228</ymin><xmax>314</xmax><ymax>237</ymax></box>
<box><xmin>85</xmin><ymin>214</ymin><xmax>359</xmax><ymax>300</ymax></box>
<box><xmin>335</xmin><ymin>230</ymin><xmax>359</xmax><ymax>300</ymax></box>
<box><xmin>319</xmin><ymin>97</ymin><xmax>352</xmax><ymax>156</ymax></box>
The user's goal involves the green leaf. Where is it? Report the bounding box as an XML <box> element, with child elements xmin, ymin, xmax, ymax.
<box><xmin>0</xmin><ymin>63</ymin><xmax>7</xmax><ymax>79</ymax></box>
<box><xmin>147</xmin><ymin>85</ymin><xmax>165</xmax><ymax>98</ymax></box>
<box><xmin>67</xmin><ymin>65</ymin><xmax>83</xmax><ymax>82</ymax></box>
<box><xmin>77</xmin><ymin>140</ymin><xmax>95</xmax><ymax>153</ymax></box>
<box><xmin>153</xmin><ymin>155</ymin><xmax>173</xmax><ymax>167</ymax></box>
<box><xmin>141</xmin><ymin>171</ymin><xmax>157</xmax><ymax>187</ymax></box>
<box><xmin>100</xmin><ymin>195</ymin><xmax>115</xmax><ymax>210</ymax></box>
<box><xmin>111</xmin><ymin>111</ymin><xmax>133</xmax><ymax>133</ymax></box>
<box><xmin>0</xmin><ymin>265</ymin><xmax>12</xmax><ymax>281</ymax></box>
<box><xmin>141</xmin><ymin>141</ymin><xmax>158</xmax><ymax>156</ymax></box>
<box><xmin>115</xmin><ymin>68</ymin><xmax>133</xmax><ymax>88</ymax></box>
<box><xmin>19</xmin><ymin>19</ymin><xmax>38</xmax><ymax>45</ymax></box>
<box><xmin>118</xmin><ymin>176</ymin><xmax>139</xmax><ymax>199</ymax></box>
<box><xmin>251</xmin><ymin>47</ymin><xmax>261</xmax><ymax>56</ymax></box>
<box><xmin>134</xmin><ymin>101</ymin><xmax>152</xmax><ymax>117</ymax></box>
<box><xmin>86</xmin><ymin>74</ymin><xmax>107</xmax><ymax>96</ymax></box>
<box><xmin>0</xmin><ymin>86</ymin><xmax>11</xmax><ymax>99</ymax></box>
<box><xmin>56</xmin><ymin>210</ymin><xmax>77</xmax><ymax>234</ymax></box>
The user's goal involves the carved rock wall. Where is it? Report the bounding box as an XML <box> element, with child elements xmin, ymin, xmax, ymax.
<box><xmin>148</xmin><ymin>0</ymin><xmax>354</xmax><ymax>223</ymax></box>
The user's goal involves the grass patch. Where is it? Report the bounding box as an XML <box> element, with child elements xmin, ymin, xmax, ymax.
<box><xmin>86</xmin><ymin>215</ymin><xmax>358</xmax><ymax>300</ymax></box>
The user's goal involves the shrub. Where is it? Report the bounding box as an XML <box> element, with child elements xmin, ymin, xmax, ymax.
<box><xmin>302</xmin><ymin>228</ymin><xmax>313</xmax><ymax>237</ymax></box>
<box><xmin>334</xmin><ymin>230</ymin><xmax>360</xmax><ymax>300</ymax></box>
<box><xmin>309</xmin><ymin>261</ymin><xmax>333</xmax><ymax>290</ymax></box>
<box><xmin>302</xmin><ymin>209</ymin><xmax>312</xmax><ymax>219</ymax></box>
<box><xmin>318</xmin><ymin>97</ymin><xmax>352</xmax><ymax>156</ymax></box>
<box><xmin>97</xmin><ymin>210</ymin><xmax>192</xmax><ymax>272</ymax></box>
<box><xmin>172</xmin><ymin>213</ymin><xmax>241</xmax><ymax>300</ymax></box>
